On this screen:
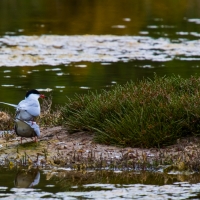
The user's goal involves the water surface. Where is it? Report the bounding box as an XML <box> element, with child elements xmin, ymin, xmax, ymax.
<box><xmin>0</xmin><ymin>1</ymin><xmax>200</xmax><ymax>105</ymax></box>
<box><xmin>1</xmin><ymin>167</ymin><xmax>200</xmax><ymax>199</ymax></box>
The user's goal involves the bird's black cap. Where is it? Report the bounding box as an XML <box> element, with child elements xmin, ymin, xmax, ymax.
<box><xmin>26</xmin><ymin>89</ymin><xmax>40</xmax><ymax>98</ymax></box>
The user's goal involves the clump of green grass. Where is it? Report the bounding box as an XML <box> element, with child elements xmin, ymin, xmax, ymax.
<box><xmin>61</xmin><ymin>75</ymin><xmax>200</xmax><ymax>148</ymax></box>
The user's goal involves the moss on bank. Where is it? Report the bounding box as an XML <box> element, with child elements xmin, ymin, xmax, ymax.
<box><xmin>61</xmin><ymin>75</ymin><xmax>200</xmax><ymax>148</ymax></box>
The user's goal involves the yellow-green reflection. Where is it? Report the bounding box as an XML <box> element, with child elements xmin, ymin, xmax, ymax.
<box><xmin>1</xmin><ymin>167</ymin><xmax>200</xmax><ymax>191</ymax></box>
<box><xmin>0</xmin><ymin>0</ymin><xmax>199</xmax><ymax>37</ymax></box>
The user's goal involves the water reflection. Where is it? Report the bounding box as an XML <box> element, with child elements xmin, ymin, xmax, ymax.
<box><xmin>1</xmin><ymin>168</ymin><xmax>200</xmax><ymax>199</ymax></box>
<box><xmin>0</xmin><ymin>60</ymin><xmax>200</xmax><ymax>106</ymax></box>
<box><xmin>0</xmin><ymin>0</ymin><xmax>200</xmax><ymax>38</ymax></box>
<box><xmin>0</xmin><ymin>1</ymin><xmax>199</xmax><ymax>107</ymax></box>
<box><xmin>2</xmin><ymin>35</ymin><xmax>200</xmax><ymax>66</ymax></box>
<box><xmin>14</xmin><ymin>168</ymin><xmax>40</xmax><ymax>188</ymax></box>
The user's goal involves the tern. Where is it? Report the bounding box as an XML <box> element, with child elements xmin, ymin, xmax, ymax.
<box><xmin>0</xmin><ymin>89</ymin><xmax>45</xmax><ymax>121</ymax></box>
<box><xmin>14</xmin><ymin>168</ymin><xmax>40</xmax><ymax>188</ymax></box>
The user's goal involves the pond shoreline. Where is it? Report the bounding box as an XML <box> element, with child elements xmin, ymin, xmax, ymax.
<box><xmin>1</xmin><ymin>126</ymin><xmax>200</xmax><ymax>172</ymax></box>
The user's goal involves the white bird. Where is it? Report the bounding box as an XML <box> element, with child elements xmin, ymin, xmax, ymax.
<box><xmin>14</xmin><ymin>168</ymin><xmax>40</xmax><ymax>188</ymax></box>
<box><xmin>0</xmin><ymin>89</ymin><xmax>45</xmax><ymax>121</ymax></box>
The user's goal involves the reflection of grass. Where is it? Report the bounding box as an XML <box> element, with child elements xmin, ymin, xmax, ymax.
<box><xmin>61</xmin><ymin>75</ymin><xmax>200</xmax><ymax>148</ymax></box>
<box><xmin>49</xmin><ymin>170</ymin><xmax>200</xmax><ymax>191</ymax></box>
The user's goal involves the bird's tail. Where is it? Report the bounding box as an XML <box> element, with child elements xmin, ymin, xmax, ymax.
<box><xmin>0</xmin><ymin>102</ymin><xmax>17</xmax><ymax>108</ymax></box>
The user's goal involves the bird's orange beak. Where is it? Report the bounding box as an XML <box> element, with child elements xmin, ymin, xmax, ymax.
<box><xmin>40</xmin><ymin>94</ymin><xmax>45</xmax><ymax>98</ymax></box>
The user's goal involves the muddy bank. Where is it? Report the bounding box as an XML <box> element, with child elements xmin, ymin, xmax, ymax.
<box><xmin>0</xmin><ymin>126</ymin><xmax>200</xmax><ymax>172</ymax></box>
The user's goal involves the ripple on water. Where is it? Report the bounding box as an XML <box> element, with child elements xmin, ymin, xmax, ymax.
<box><xmin>0</xmin><ymin>35</ymin><xmax>200</xmax><ymax>67</ymax></box>
<box><xmin>37</xmin><ymin>88</ymin><xmax>53</xmax><ymax>92</ymax></box>
<box><xmin>55</xmin><ymin>86</ymin><xmax>65</xmax><ymax>88</ymax></box>
<box><xmin>1</xmin><ymin>85</ymin><xmax>14</xmax><ymax>87</ymax></box>
<box><xmin>54</xmin><ymin>183</ymin><xmax>200</xmax><ymax>199</ymax></box>
<box><xmin>80</xmin><ymin>86</ymin><xmax>90</xmax><ymax>89</ymax></box>
<box><xmin>0</xmin><ymin>169</ymin><xmax>200</xmax><ymax>199</ymax></box>
<box><xmin>45</xmin><ymin>68</ymin><xmax>61</xmax><ymax>71</ymax></box>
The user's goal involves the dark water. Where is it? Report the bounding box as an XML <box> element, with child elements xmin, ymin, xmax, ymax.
<box><xmin>1</xmin><ymin>167</ymin><xmax>200</xmax><ymax>199</ymax></box>
<box><xmin>0</xmin><ymin>0</ymin><xmax>200</xmax><ymax>105</ymax></box>
<box><xmin>0</xmin><ymin>60</ymin><xmax>200</xmax><ymax>105</ymax></box>
<box><xmin>0</xmin><ymin>0</ymin><xmax>200</xmax><ymax>38</ymax></box>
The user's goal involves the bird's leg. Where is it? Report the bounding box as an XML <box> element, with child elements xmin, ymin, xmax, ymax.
<box><xmin>32</xmin><ymin>137</ymin><xmax>38</xmax><ymax>142</ymax></box>
<box><xmin>19</xmin><ymin>137</ymin><xmax>28</xmax><ymax>144</ymax></box>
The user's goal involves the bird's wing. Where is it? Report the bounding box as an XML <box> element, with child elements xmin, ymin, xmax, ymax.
<box><xmin>17</xmin><ymin>99</ymin><xmax>40</xmax><ymax>117</ymax></box>
<box><xmin>24</xmin><ymin>121</ymin><xmax>40</xmax><ymax>137</ymax></box>
<box><xmin>15</xmin><ymin>119</ymin><xmax>37</xmax><ymax>137</ymax></box>
<box><xmin>29</xmin><ymin>171</ymin><xmax>40</xmax><ymax>187</ymax></box>
<box><xmin>0</xmin><ymin>102</ymin><xmax>17</xmax><ymax>108</ymax></box>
